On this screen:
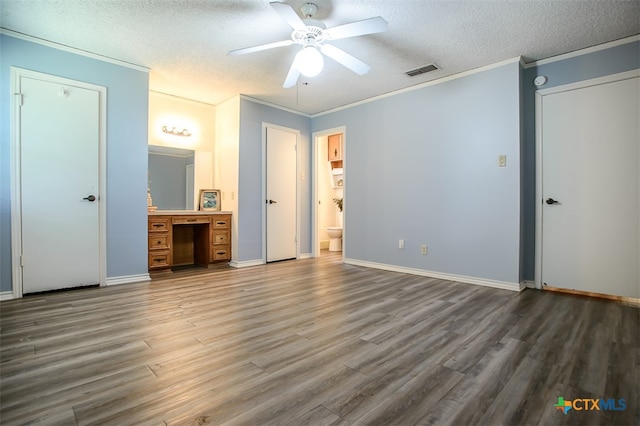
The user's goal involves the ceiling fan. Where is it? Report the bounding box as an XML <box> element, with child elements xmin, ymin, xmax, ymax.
<box><xmin>228</xmin><ymin>2</ymin><xmax>387</xmax><ymax>88</ymax></box>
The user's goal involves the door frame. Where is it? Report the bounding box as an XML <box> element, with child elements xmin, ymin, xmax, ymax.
<box><xmin>534</xmin><ymin>69</ymin><xmax>640</xmax><ymax>290</ymax></box>
<box><xmin>261</xmin><ymin>122</ymin><xmax>301</xmax><ymax>263</ymax></box>
<box><xmin>10</xmin><ymin>67</ymin><xmax>108</xmax><ymax>298</ymax></box>
<box><xmin>312</xmin><ymin>126</ymin><xmax>347</xmax><ymax>259</ymax></box>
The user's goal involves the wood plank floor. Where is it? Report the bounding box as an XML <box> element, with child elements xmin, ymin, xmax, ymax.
<box><xmin>1</xmin><ymin>253</ymin><xmax>638</xmax><ymax>425</ymax></box>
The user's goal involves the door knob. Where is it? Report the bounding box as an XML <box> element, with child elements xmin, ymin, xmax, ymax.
<box><xmin>545</xmin><ymin>198</ymin><xmax>559</xmax><ymax>205</ymax></box>
<box><xmin>267</xmin><ymin>199</ymin><xmax>277</xmax><ymax>204</ymax></box>
<box><xmin>83</xmin><ymin>195</ymin><xmax>96</xmax><ymax>202</ymax></box>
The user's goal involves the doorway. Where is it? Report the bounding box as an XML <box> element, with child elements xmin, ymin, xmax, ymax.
<box><xmin>10</xmin><ymin>68</ymin><xmax>107</xmax><ymax>297</ymax></box>
<box><xmin>264</xmin><ymin>124</ymin><xmax>299</xmax><ymax>262</ymax></box>
<box><xmin>535</xmin><ymin>70</ymin><xmax>639</xmax><ymax>299</ymax></box>
<box><xmin>313</xmin><ymin>126</ymin><xmax>346</xmax><ymax>259</ymax></box>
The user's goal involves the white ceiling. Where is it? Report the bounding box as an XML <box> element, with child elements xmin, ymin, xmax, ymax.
<box><xmin>2</xmin><ymin>0</ymin><xmax>638</xmax><ymax>115</ymax></box>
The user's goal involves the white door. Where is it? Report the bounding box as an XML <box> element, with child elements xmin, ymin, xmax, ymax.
<box><xmin>265</xmin><ymin>126</ymin><xmax>297</xmax><ymax>262</ymax></box>
<box><xmin>19</xmin><ymin>75</ymin><xmax>102</xmax><ymax>293</ymax></box>
<box><xmin>538</xmin><ymin>74</ymin><xmax>639</xmax><ymax>298</ymax></box>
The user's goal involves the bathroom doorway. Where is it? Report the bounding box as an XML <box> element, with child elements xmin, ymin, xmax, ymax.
<box><xmin>313</xmin><ymin>126</ymin><xmax>346</xmax><ymax>259</ymax></box>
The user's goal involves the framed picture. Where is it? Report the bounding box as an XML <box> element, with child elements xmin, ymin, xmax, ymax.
<box><xmin>199</xmin><ymin>189</ymin><xmax>221</xmax><ymax>211</ymax></box>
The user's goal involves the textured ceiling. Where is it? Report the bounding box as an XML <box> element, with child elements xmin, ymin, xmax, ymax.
<box><xmin>1</xmin><ymin>0</ymin><xmax>639</xmax><ymax>114</ymax></box>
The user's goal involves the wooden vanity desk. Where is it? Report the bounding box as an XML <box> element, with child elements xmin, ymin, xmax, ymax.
<box><xmin>148</xmin><ymin>211</ymin><xmax>232</xmax><ymax>271</ymax></box>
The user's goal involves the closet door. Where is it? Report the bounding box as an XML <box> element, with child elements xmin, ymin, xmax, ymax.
<box><xmin>538</xmin><ymin>74</ymin><xmax>639</xmax><ymax>298</ymax></box>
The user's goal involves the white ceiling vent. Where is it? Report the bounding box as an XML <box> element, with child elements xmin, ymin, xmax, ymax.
<box><xmin>405</xmin><ymin>64</ymin><xmax>439</xmax><ymax>77</ymax></box>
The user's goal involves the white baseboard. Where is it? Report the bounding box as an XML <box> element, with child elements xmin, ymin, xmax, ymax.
<box><xmin>229</xmin><ymin>259</ymin><xmax>264</xmax><ymax>268</ymax></box>
<box><xmin>299</xmin><ymin>253</ymin><xmax>312</xmax><ymax>259</ymax></box>
<box><xmin>523</xmin><ymin>280</ymin><xmax>536</xmax><ymax>289</ymax></box>
<box><xmin>0</xmin><ymin>291</ymin><xmax>14</xmax><ymax>301</ymax></box>
<box><xmin>105</xmin><ymin>274</ymin><xmax>150</xmax><ymax>286</ymax></box>
<box><xmin>344</xmin><ymin>258</ymin><xmax>523</xmax><ymax>292</ymax></box>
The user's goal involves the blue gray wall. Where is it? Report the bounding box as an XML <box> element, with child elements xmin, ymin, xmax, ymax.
<box><xmin>520</xmin><ymin>40</ymin><xmax>640</xmax><ymax>281</ymax></box>
<box><xmin>313</xmin><ymin>62</ymin><xmax>522</xmax><ymax>285</ymax></box>
<box><xmin>237</xmin><ymin>98</ymin><xmax>312</xmax><ymax>261</ymax></box>
<box><xmin>0</xmin><ymin>34</ymin><xmax>149</xmax><ymax>291</ymax></box>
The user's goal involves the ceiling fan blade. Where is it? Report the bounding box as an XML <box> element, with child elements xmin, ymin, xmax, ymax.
<box><xmin>270</xmin><ymin>2</ymin><xmax>306</xmax><ymax>31</ymax></box>
<box><xmin>320</xmin><ymin>44</ymin><xmax>370</xmax><ymax>75</ymax></box>
<box><xmin>283</xmin><ymin>56</ymin><xmax>301</xmax><ymax>88</ymax></box>
<box><xmin>325</xmin><ymin>16</ymin><xmax>387</xmax><ymax>40</ymax></box>
<box><xmin>228</xmin><ymin>39</ymin><xmax>293</xmax><ymax>56</ymax></box>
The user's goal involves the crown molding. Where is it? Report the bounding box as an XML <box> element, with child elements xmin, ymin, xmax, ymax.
<box><xmin>1</xmin><ymin>28</ymin><xmax>149</xmax><ymax>73</ymax></box>
<box><xmin>522</xmin><ymin>34</ymin><xmax>640</xmax><ymax>69</ymax></box>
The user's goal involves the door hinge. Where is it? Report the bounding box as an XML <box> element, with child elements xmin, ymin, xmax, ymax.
<box><xmin>20</xmin><ymin>255</ymin><xmax>24</xmax><ymax>267</ymax></box>
<box><xmin>15</xmin><ymin>93</ymin><xmax>23</xmax><ymax>107</ymax></box>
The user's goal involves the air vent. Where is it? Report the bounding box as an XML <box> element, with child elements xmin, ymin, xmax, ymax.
<box><xmin>406</xmin><ymin>64</ymin><xmax>438</xmax><ymax>77</ymax></box>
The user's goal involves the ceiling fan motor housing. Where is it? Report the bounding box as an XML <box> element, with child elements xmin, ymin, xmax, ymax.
<box><xmin>300</xmin><ymin>3</ymin><xmax>319</xmax><ymax>18</ymax></box>
<box><xmin>293</xmin><ymin>21</ymin><xmax>327</xmax><ymax>45</ymax></box>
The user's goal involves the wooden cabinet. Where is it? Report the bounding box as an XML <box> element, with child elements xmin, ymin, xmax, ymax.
<box><xmin>328</xmin><ymin>133</ymin><xmax>344</xmax><ymax>187</ymax></box>
<box><xmin>328</xmin><ymin>133</ymin><xmax>342</xmax><ymax>162</ymax></box>
<box><xmin>148</xmin><ymin>212</ymin><xmax>232</xmax><ymax>271</ymax></box>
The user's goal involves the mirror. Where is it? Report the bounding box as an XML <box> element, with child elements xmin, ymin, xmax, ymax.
<box><xmin>148</xmin><ymin>145</ymin><xmax>195</xmax><ymax>210</ymax></box>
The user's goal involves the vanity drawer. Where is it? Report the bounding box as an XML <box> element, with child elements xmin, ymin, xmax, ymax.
<box><xmin>149</xmin><ymin>250</ymin><xmax>171</xmax><ymax>269</ymax></box>
<box><xmin>212</xmin><ymin>216</ymin><xmax>230</xmax><ymax>229</ymax></box>
<box><xmin>149</xmin><ymin>218</ymin><xmax>170</xmax><ymax>232</ymax></box>
<box><xmin>173</xmin><ymin>216</ymin><xmax>210</xmax><ymax>225</ymax></box>
<box><xmin>212</xmin><ymin>231</ymin><xmax>229</xmax><ymax>244</ymax></box>
<box><xmin>212</xmin><ymin>247</ymin><xmax>230</xmax><ymax>261</ymax></box>
<box><xmin>149</xmin><ymin>234</ymin><xmax>170</xmax><ymax>249</ymax></box>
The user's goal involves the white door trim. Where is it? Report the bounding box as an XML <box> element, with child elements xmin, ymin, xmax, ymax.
<box><xmin>261</xmin><ymin>122</ymin><xmax>301</xmax><ymax>263</ymax></box>
<box><xmin>534</xmin><ymin>69</ymin><xmax>640</xmax><ymax>290</ymax></box>
<box><xmin>312</xmin><ymin>126</ymin><xmax>347</xmax><ymax>259</ymax></box>
<box><xmin>10</xmin><ymin>67</ymin><xmax>108</xmax><ymax>298</ymax></box>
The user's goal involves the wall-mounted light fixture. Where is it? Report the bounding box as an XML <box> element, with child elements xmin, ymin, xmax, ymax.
<box><xmin>162</xmin><ymin>125</ymin><xmax>192</xmax><ymax>137</ymax></box>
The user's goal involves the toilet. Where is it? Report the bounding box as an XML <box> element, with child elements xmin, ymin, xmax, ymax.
<box><xmin>326</xmin><ymin>227</ymin><xmax>343</xmax><ymax>251</ymax></box>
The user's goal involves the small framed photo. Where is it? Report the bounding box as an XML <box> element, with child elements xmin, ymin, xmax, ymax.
<box><xmin>199</xmin><ymin>189</ymin><xmax>221</xmax><ymax>211</ymax></box>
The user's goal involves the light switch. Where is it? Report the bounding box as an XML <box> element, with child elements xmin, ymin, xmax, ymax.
<box><xmin>498</xmin><ymin>155</ymin><xmax>507</xmax><ymax>167</ymax></box>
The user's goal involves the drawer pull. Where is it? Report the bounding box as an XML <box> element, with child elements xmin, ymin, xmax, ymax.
<box><xmin>153</xmin><ymin>257</ymin><xmax>165</xmax><ymax>262</ymax></box>
<box><xmin>217</xmin><ymin>251</ymin><xmax>226</xmax><ymax>255</ymax></box>
<box><xmin>216</xmin><ymin>221</ymin><xmax>226</xmax><ymax>225</ymax></box>
<box><xmin>152</xmin><ymin>223</ymin><xmax>164</xmax><ymax>227</ymax></box>
<box><xmin>157</xmin><ymin>240</ymin><xmax>162</xmax><ymax>244</ymax></box>
<box><xmin>187</xmin><ymin>219</ymin><xmax>197</xmax><ymax>222</ymax></box>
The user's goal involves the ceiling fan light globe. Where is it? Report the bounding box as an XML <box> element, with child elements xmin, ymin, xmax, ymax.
<box><xmin>297</xmin><ymin>46</ymin><xmax>324</xmax><ymax>77</ymax></box>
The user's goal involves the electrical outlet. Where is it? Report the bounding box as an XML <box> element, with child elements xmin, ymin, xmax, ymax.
<box><xmin>498</xmin><ymin>155</ymin><xmax>507</xmax><ymax>167</ymax></box>
<box><xmin>399</xmin><ymin>239</ymin><xmax>405</xmax><ymax>249</ymax></box>
<box><xmin>421</xmin><ymin>245</ymin><xmax>428</xmax><ymax>255</ymax></box>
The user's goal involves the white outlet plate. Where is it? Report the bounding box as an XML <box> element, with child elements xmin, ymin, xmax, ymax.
<box><xmin>498</xmin><ymin>155</ymin><xmax>507</xmax><ymax>167</ymax></box>
<box><xmin>421</xmin><ymin>245</ymin><xmax>428</xmax><ymax>255</ymax></box>
<box><xmin>399</xmin><ymin>239</ymin><xmax>405</xmax><ymax>249</ymax></box>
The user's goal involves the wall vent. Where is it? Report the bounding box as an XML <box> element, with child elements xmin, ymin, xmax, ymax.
<box><xmin>405</xmin><ymin>64</ymin><xmax>438</xmax><ymax>77</ymax></box>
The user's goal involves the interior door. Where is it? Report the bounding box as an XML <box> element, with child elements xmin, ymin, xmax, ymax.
<box><xmin>20</xmin><ymin>75</ymin><xmax>101</xmax><ymax>293</ymax></box>
<box><xmin>539</xmin><ymin>75</ymin><xmax>639</xmax><ymax>298</ymax></box>
<box><xmin>266</xmin><ymin>126</ymin><xmax>297</xmax><ymax>262</ymax></box>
